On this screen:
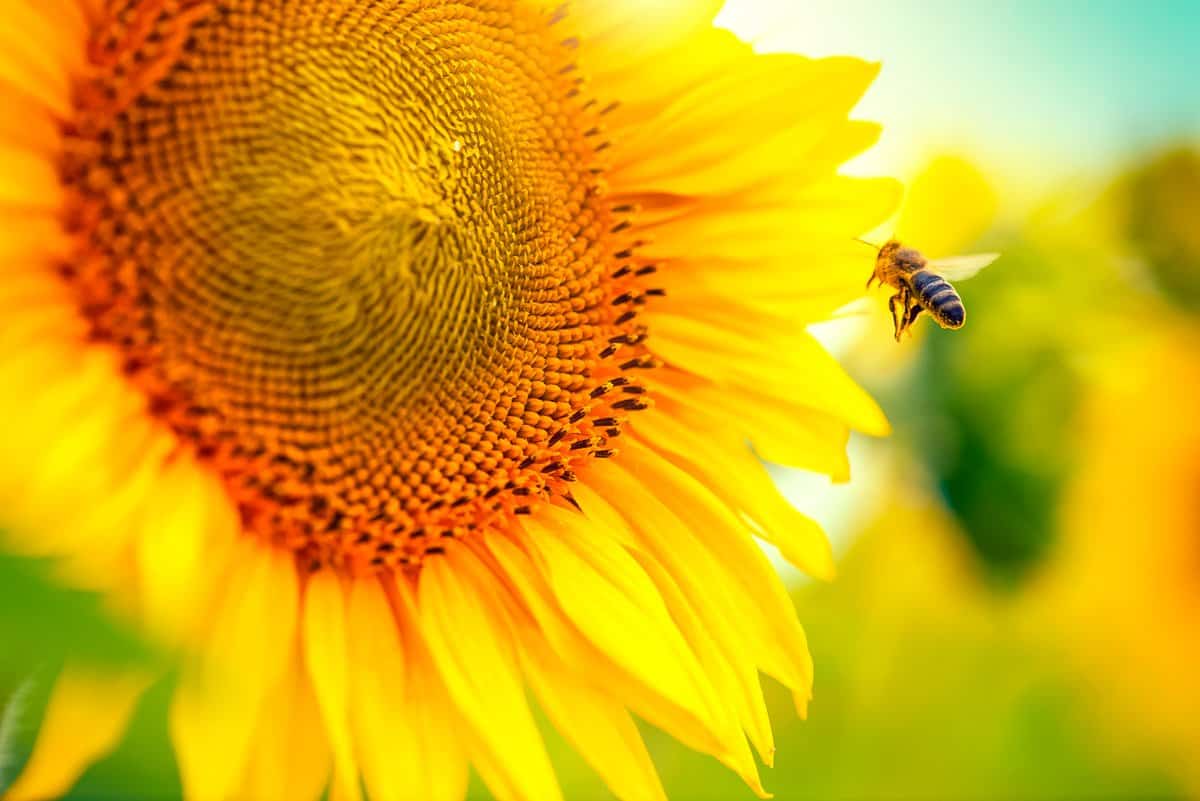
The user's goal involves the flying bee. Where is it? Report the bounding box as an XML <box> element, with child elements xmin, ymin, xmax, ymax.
<box><xmin>863</xmin><ymin>239</ymin><xmax>1000</xmax><ymax>341</ymax></box>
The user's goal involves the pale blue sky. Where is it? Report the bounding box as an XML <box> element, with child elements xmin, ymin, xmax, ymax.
<box><xmin>719</xmin><ymin>0</ymin><xmax>1200</xmax><ymax>198</ymax></box>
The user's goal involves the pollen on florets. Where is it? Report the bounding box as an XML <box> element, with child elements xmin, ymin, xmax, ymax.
<box><xmin>57</xmin><ymin>0</ymin><xmax>665</xmax><ymax>574</ymax></box>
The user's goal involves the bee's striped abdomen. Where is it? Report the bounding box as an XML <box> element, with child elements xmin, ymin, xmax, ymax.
<box><xmin>910</xmin><ymin>270</ymin><xmax>966</xmax><ymax>329</ymax></box>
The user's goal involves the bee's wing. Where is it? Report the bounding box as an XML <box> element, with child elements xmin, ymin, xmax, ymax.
<box><xmin>927</xmin><ymin>253</ymin><xmax>1000</xmax><ymax>282</ymax></box>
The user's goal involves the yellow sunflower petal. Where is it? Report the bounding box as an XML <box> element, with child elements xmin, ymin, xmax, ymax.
<box><xmin>633</xmin><ymin>551</ymin><xmax>773</xmax><ymax>792</ymax></box>
<box><xmin>0</xmin><ymin>82</ymin><xmax>62</xmax><ymax>158</ymax></box>
<box><xmin>0</xmin><ymin>211</ymin><xmax>69</xmax><ymax>268</ymax></box>
<box><xmin>134</xmin><ymin>460</ymin><xmax>238</xmax><ymax>645</ymax></box>
<box><xmin>302</xmin><ymin>570</ymin><xmax>363</xmax><ymax>801</ymax></box>
<box><xmin>587</xmin><ymin>450</ymin><xmax>815</xmax><ymax>710</ymax></box>
<box><xmin>518</xmin><ymin>629</ymin><xmax>668</xmax><ymax>801</ymax></box>
<box><xmin>0</xmin><ymin>352</ymin><xmax>120</xmax><ymax>510</ymax></box>
<box><xmin>639</xmin><ymin>175</ymin><xmax>902</xmax><ymax>262</ymax></box>
<box><xmin>650</xmin><ymin>239</ymin><xmax>883</xmax><ymax>328</ymax></box>
<box><xmin>509</xmin><ymin>507</ymin><xmax>771</xmax><ymax>794</ymax></box>
<box><xmin>417</xmin><ymin>544</ymin><xmax>563</xmax><ymax>801</ymax></box>
<box><xmin>239</xmin><ymin>647</ymin><xmax>332</xmax><ymax>801</ymax></box>
<box><xmin>569</xmin><ymin>473</ymin><xmax>795</xmax><ymax>792</ymax></box>
<box><xmin>631</xmin><ymin>407</ymin><xmax>837</xmax><ymax>580</ymax></box>
<box><xmin>5</xmin><ymin>667</ymin><xmax>152</xmax><ymax>801</ymax></box>
<box><xmin>0</xmin><ymin>145</ymin><xmax>63</xmax><ymax>210</ymax></box>
<box><xmin>1</xmin><ymin>356</ymin><xmax>168</xmax><ymax>599</ymax></box>
<box><xmin>569</xmin><ymin>0</ymin><xmax>726</xmax><ymax>87</ymax></box>
<box><xmin>614</xmin><ymin>57</ymin><xmax>879</xmax><ymax>197</ymax></box>
<box><xmin>650</xmin><ymin>373</ymin><xmax>852</xmax><ymax>480</ymax></box>
<box><xmin>169</xmin><ymin>542</ymin><xmax>299</xmax><ymax>801</ymax></box>
<box><xmin>522</xmin><ymin>506</ymin><xmax>728</xmax><ymax>745</ymax></box>
<box><xmin>647</xmin><ymin>311</ymin><xmax>890</xmax><ymax>436</ymax></box>
<box><xmin>592</xmin><ymin>25</ymin><xmax>749</xmax><ymax>136</ymax></box>
<box><xmin>347</xmin><ymin>577</ymin><xmax>409</xmax><ymax>801</ymax></box>
<box><xmin>347</xmin><ymin>577</ymin><xmax>469</xmax><ymax>801</ymax></box>
<box><xmin>575</xmin><ymin>470</ymin><xmax>805</xmax><ymax>724</ymax></box>
<box><xmin>401</xmin><ymin>635</ymin><xmax>473</xmax><ymax>801</ymax></box>
<box><xmin>0</xmin><ymin>1</ymin><xmax>85</xmax><ymax>119</ymax></box>
<box><xmin>801</xmin><ymin>119</ymin><xmax>886</xmax><ymax>182</ymax></box>
<box><xmin>568</xmin><ymin>479</ymin><xmax>767</xmax><ymax>685</ymax></box>
<box><xmin>482</xmin><ymin>531</ymin><xmax>725</xmax><ymax>761</ymax></box>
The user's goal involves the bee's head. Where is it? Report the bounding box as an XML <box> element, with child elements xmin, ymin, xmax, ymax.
<box><xmin>876</xmin><ymin>239</ymin><xmax>902</xmax><ymax>270</ymax></box>
<box><xmin>859</xmin><ymin>237</ymin><xmax>903</xmax><ymax>286</ymax></box>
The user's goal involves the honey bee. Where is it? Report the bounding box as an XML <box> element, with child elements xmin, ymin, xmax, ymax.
<box><xmin>863</xmin><ymin>239</ymin><xmax>999</xmax><ymax>341</ymax></box>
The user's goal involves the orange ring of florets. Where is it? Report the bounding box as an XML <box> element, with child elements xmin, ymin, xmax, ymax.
<box><xmin>57</xmin><ymin>0</ymin><xmax>662</xmax><ymax>573</ymax></box>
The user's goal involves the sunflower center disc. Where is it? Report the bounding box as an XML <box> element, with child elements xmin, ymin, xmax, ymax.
<box><xmin>61</xmin><ymin>0</ymin><xmax>650</xmax><ymax>571</ymax></box>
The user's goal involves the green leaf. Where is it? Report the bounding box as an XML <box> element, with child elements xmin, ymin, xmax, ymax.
<box><xmin>0</xmin><ymin>550</ymin><xmax>153</xmax><ymax>671</ymax></box>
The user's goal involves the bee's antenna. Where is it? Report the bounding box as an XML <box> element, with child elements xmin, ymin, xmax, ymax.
<box><xmin>854</xmin><ymin>237</ymin><xmax>881</xmax><ymax>251</ymax></box>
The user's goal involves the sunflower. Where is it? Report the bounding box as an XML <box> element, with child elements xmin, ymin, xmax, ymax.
<box><xmin>0</xmin><ymin>1</ymin><xmax>899</xmax><ymax>799</ymax></box>
<box><xmin>1027</xmin><ymin>326</ymin><xmax>1200</xmax><ymax>792</ymax></box>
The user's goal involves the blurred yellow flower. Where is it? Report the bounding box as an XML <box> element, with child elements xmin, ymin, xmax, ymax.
<box><xmin>0</xmin><ymin>1</ymin><xmax>899</xmax><ymax>800</ymax></box>
<box><xmin>894</xmin><ymin>155</ymin><xmax>999</xmax><ymax>260</ymax></box>
<box><xmin>1028</xmin><ymin>324</ymin><xmax>1200</xmax><ymax>790</ymax></box>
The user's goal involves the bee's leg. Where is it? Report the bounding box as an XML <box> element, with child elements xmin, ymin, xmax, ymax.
<box><xmin>894</xmin><ymin>287</ymin><xmax>921</xmax><ymax>341</ymax></box>
<box><xmin>888</xmin><ymin>292</ymin><xmax>904</xmax><ymax>341</ymax></box>
<box><xmin>904</xmin><ymin>303</ymin><xmax>923</xmax><ymax>336</ymax></box>
<box><xmin>866</xmin><ymin>271</ymin><xmax>877</xmax><ymax>290</ymax></box>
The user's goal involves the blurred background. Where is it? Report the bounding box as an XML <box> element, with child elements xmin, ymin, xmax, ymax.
<box><xmin>4</xmin><ymin>1</ymin><xmax>1200</xmax><ymax>799</ymax></box>
<box><xmin>704</xmin><ymin>2</ymin><xmax>1200</xmax><ymax>799</ymax></box>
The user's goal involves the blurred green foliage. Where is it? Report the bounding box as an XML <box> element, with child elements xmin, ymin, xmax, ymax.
<box><xmin>0</xmin><ymin>553</ymin><xmax>152</xmax><ymax>672</ymax></box>
<box><xmin>58</xmin><ymin>678</ymin><xmax>182</xmax><ymax>801</ymax></box>
<box><xmin>0</xmin><ymin>549</ymin><xmax>157</xmax><ymax>797</ymax></box>
<box><xmin>912</xmin><ymin>239</ymin><xmax>1084</xmax><ymax>586</ymax></box>
<box><xmin>1121</xmin><ymin>148</ymin><xmax>1200</xmax><ymax>314</ymax></box>
<box><xmin>877</xmin><ymin>144</ymin><xmax>1193</xmax><ymax>585</ymax></box>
